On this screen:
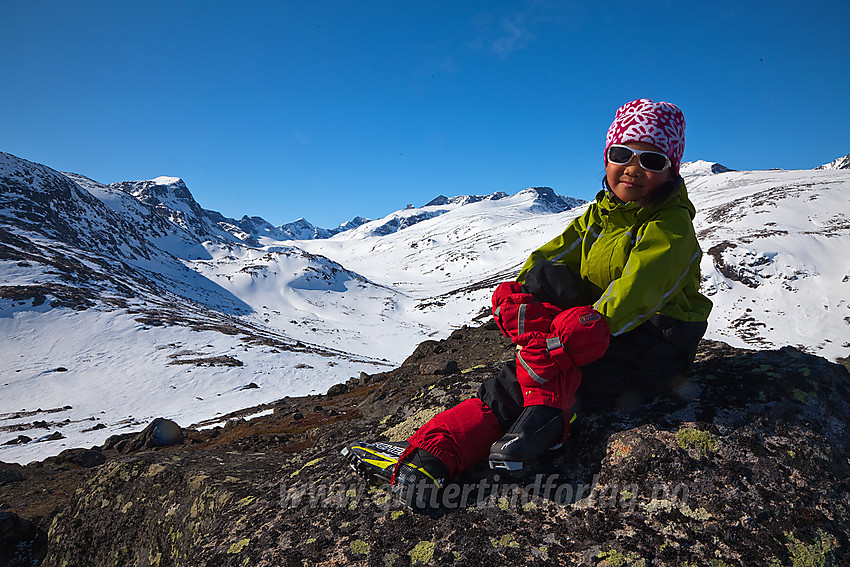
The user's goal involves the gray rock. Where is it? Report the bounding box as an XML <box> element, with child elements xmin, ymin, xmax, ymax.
<box><xmin>326</xmin><ymin>383</ymin><xmax>349</xmax><ymax>397</ymax></box>
<box><xmin>53</xmin><ymin>448</ymin><xmax>106</xmax><ymax>468</ymax></box>
<box><xmin>108</xmin><ymin>418</ymin><xmax>185</xmax><ymax>454</ymax></box>
<box><xmin>0</xmin><ymin>466</ymin><xmax>24</xmax><ymax>486</ymax></box>
<box><xmin>419</xmin><ymin>360</ymin><xmax>460</xmax><ymax>375</ymax></box>
<box><xmin>0</xmin><ymin>510</ymin><xmax>36</xmax><ymax>547</ymax></box>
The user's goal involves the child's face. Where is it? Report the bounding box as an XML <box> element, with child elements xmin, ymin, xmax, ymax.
<box><xmin>605</xmin><ymin>141</ymin><xmax>674</xmax><ymax>204</ymax></box>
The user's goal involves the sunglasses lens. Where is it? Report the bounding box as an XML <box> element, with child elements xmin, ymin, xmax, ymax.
<box><xmin>639</xmin><ymin>152</ymin><xmax>669</xmax><ymax>172</ymax></box>
<box><xmin>607</xmin><ymin>145</ymin><xmax>634</xmax><ymax>164</ymax></box>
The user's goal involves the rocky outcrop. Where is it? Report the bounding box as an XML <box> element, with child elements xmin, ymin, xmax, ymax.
<box><xmin>3</xmin><ymin>323</ymin><xmax>849</xmax><ymax>566</ymax></box>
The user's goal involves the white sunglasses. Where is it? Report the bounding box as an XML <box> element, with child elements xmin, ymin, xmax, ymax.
<box><xmin>607</xmin><ymin>144</ymin><xmax>671</xmax><ymax>172</ymax></box>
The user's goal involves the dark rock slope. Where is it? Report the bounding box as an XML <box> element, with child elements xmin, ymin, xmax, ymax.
<box><xmin>3</xmin><ymin>323</ymin><xmax>849</xmax><ymax>566</ymax></box>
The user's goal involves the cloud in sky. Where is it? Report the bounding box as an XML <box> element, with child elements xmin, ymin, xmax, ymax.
<box><xmin>469</xmin><ymin>1</ymin><xmax>578</xmax><ymax>58</ymax></box>
<box><xmin>422</xmin><ymin>2</ymin><xmax>576</xmax><ymax>77</ymax></box>
<box><xmin>490</xmin><ymin>14</ymin><xmax>535</xmax><ymax>57</ymax></box>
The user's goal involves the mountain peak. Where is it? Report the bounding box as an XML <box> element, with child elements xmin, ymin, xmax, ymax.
<box><xmin>107</xmin><ymin>177</ymin><xmax>226</xmax><ymax>242</ymax></box>
<box><xmin>680</xmin><ymin>160</ymin><xmax>734</xmax><ymax>176</ymax></box>
<box><xmin>815</xmin><ymin>153</ymin><xmax>850</xmax><ymax>170</ymax></box>
<box><xmin>515</xmin><ymin>186</ymin><xmax>585</xmax><ymax>212</ymax></box>
<box><xmin>424</xmin><ymin>195</ymin><xmax>450</xmax><ymax>206</ymax></box>
<box><xmin>424</xmin><ymin>192</ymin><xmax>508</xmax><ymax>207</ymax></box>
<box><xmin>150</xmin><ymin>176</ymin><xmax>184</xmax><ymax>186</ymax></box>
<box><xmin>520</xmin><ymin>186</ymin><xmax>557</xmax><ymax>199</ymax></box>
<box><xmin>111</xmin><ymin>177</ymin><xmax>193</xmax><ymax>205</ymax></box>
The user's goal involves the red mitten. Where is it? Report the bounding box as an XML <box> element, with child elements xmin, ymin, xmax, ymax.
<box><xmin>514</xmin><ymin>331</ymin><xmax>566</xmax><ymax>384</ymax></box>
<box><xmin>494</xmin><ymin>294</ymin><xmax>562</xmax><ymax>340</ymax></box>
<box><xmin>514</xmin><ymin>331</ymin><xmax>579</xmax><ymax>408</ymax></box>
<box><xmin>550</xmin><ymin>306</ymin><xmax>611</xmax><ymax>366</ymax></box>
<box><xmin>492</xmin><ymin>281</ymin><xmax>523</xmax><ymax>312</ymax></box>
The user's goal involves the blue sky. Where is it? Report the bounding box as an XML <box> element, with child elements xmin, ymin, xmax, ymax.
<box><xmin>2</xmin><ymin>1</ymin><xmax>849</xmax><ymax>228</ymax></box>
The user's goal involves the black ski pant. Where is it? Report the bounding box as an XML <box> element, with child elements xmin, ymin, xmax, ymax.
<box><xmin>479</xmin><ymin>314</ymin><xmax>707</xmax><ymax>431</ymax></box>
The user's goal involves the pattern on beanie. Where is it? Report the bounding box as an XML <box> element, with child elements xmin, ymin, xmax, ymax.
<box><xmin>605</xmin><ymin>99</ymin><xmax>686</xmax><ymax>173</ymax></box>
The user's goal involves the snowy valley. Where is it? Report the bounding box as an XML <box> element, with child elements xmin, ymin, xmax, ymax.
<box><xmin>1</xmin><ymin>151</ymin><xmax>848</xmax><ymax>463</ymax></box>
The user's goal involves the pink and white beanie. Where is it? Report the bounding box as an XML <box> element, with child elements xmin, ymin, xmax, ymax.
<box><xmin>605</xmin><ymin>99</ymin><xmax>686</xmax><ymax>174</ymax></box>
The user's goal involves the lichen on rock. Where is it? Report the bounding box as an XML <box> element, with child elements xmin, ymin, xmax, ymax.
<box><xmin>3</xmin><ymin>325</ymin><xmax>849</xmax><ymax>566</ymax></box>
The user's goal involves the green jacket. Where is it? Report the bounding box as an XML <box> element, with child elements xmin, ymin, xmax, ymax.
<box><xmin>516</xmin><ymin>180</ymin><xmax>712</xmax><ymax>336</ymax></box>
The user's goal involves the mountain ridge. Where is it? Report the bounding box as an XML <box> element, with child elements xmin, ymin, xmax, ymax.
<box><xmin>64</xmin><ymin>167</ymin><xmax>572</xmax><ymax>245</ymax></box>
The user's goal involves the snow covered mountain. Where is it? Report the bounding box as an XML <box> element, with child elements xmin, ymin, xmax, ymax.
<box><xmin>686</xmin><ymin>163</ymin><xmax>850</xmax><ymax>357</ymax></box>
<box><xmin>815</xmin><ymin>153</ymin><xmax>850</xmax><ymax>170</ymax></box>
<box><xmin>229</xmin><ymin>214</ymin><xmax>371</xmax><ymax>242</ymax></box>
<box><xmin>1</xmin><ymin>149</ymin><xmax>849</xmax><ymax>463</ymax></box>
<box><xmin>679</xmin><ymin>160</ymin><xmax>734</xmax><ymax>176</ymax></box>
<box><xmin>83</xmin><ymin>174</ymin><xmax>368</xmax><ymax>247</ymax></box>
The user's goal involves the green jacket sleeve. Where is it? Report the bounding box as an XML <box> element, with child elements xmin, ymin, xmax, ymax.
<box><xmin>515</xmin><ymin>206</ymin><xmax>591</xmax><ymax>283</ymax></box>
<box><xmin>592</xmin><ymin>210</ymin><xmax>703</xmax><ymax>336</ymax></box>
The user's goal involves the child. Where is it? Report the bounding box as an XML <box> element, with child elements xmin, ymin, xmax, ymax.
<box><xmin>343</xmin><ymin>99</ymin><xmax>712</xmax><ymax>507</ymax></box>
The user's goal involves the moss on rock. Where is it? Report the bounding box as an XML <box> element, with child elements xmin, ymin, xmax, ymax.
<box><xmin>675</xmin><ymin>427</ymin><xmax>718</xmax><ymax>457</ymax></box>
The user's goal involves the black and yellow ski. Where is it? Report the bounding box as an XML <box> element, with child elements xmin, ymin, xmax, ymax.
<box><xmin>341</xmin><ymin>440</ymin><xmax>445</xmax><ymax>488</ymax></box>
